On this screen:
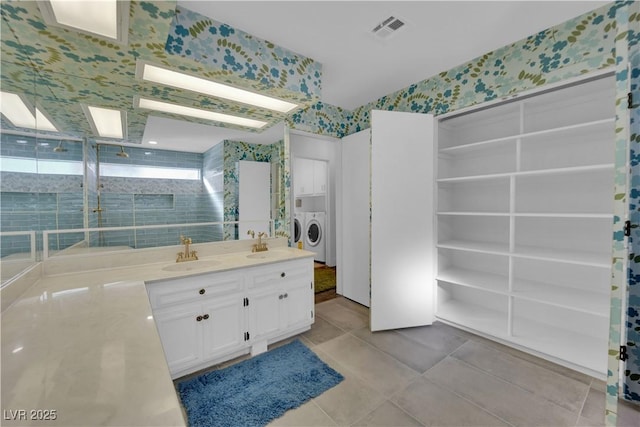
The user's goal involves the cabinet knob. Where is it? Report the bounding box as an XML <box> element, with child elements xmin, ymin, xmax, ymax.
<box><xmin>199</xmin><ymin>289</ymin><xmax>206</xmax><ymax>295</ymax></box>
<box><xmin>284</xmin><ymin>293</ymin><xmax>288</xmax><ymax>298</ymax></box>
<box><xmin>279</xmin><ymin>294</ymin><xmax>284</xmax><ymax>300</ymax></box>
<box><xmin>203</xmin><ymin>314</ymin><xmax>209</xmax><ymax>320</ymax></box>
<box><xmin>281</xmin><ymin>272</ymin><xmax>286</xmax><ymax>278</ymax></box>
<box><xmin>196</xmin><ymin>315</ymin><xmax>203</xmax><ymax>322</ymax></box>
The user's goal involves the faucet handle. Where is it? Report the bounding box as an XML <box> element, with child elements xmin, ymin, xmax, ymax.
<box><xmin>247</xmin><ymin>229</ymin><xmax>255</xmax><ymax>239</ymax></box>
<box><xmin>258</xmin><ymin>231</ymin><xmax>268</xmax><ymax>238</ymax></box>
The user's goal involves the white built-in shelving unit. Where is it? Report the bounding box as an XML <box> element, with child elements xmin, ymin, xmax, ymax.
<box><xmin>436</xmin><ymin>73</ymin><xmax>615</xmax><ymax>378</ymax></box>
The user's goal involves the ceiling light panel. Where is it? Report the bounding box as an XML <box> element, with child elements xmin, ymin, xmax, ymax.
<box><xmin>136</xmin><ymin>97</ymin><xmax>268</xmax><ymax>129</ymax></box>
<box><xmin>139</xmin><ymin>62</ymin><xmax>298</xmax><ymax>113</ymax></box>
<box><xmin>38</xmin><ymin>0</ymin><xmax>129</xmax><ymax>43</ymax></box>
<box><xmin>83</xmin><ymin>105</ymin><xmax>125</xmax><ymax>139</ymax></box>
<box><xmin>0</xmin><ymin>91</ymin><xmax>59</xmax><ymax>132</ymax></box>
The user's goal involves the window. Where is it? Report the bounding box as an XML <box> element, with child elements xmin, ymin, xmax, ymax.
<box><xmin>99</xmin><ymin>163</ymin><xmax>200</xmax><ymax>180</ymax></box>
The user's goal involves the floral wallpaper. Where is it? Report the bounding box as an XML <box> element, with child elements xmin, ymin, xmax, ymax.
<box><xmin>222</xmin><ymin>140</ymin><xmax>286</xmax><ymax>240</ymax></box>
<box><xmin>622</xmin><ymin>0</ymin><xmax>640</xmax><ymax>408</ymax></box>
<box><xmin>287</xmin><ymin>2</ymin><xmax>627</xmax><ymax>138</ymax></box>
<box><xmin>0</xmin><ymin>0</ymin><xmax>314</xmax><ymax>142</ymax></box>
<box><xmin>166</xmin><ymin>5</ymin><xmax>321</xmax><ymax>104</ymax></box>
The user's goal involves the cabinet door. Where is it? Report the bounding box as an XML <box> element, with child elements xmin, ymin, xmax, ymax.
<box><xmin>283</xmin><ymin>279</ymin><xmax>313</xmax><ymax>330</ymax></box>
<box><xmin>313</xmin><ymin>160</ymin><xmax>327</xmax><ymax>194</ymax></box>
<box><xmin>295</xmin><ymin>158</ymin><xmax>314</xmax><ymax>195</ymax></box>
<box><xmin>153</xmin><ymin>304</ymin><xmax>202</xmax><ymax>374</ymax></box>
<box><xmin>248</xmin><ymin>287</ymin><xmax>282</xmax><ymax>342</ymax></box>
<box><xmin>202</xmin><ymin>295</ymin><xmax>246</xmax><ymax>360</ymax></box>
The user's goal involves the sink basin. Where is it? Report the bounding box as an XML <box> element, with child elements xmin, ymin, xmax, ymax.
<box><xmin>162</xmin><ymin>259</ymin><xmax>221</xmax><ymax>272</ymax></box>
<box><xmin>246</xmin><ymin>250</ymin><xmax>287</xmax><ymax>260</ymax></box>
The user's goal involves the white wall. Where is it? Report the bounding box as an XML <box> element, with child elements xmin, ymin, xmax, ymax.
<box><xmin>289</xmin><ymin>130</ymin><xmax>341</xmax><ymax>266</ymax></box>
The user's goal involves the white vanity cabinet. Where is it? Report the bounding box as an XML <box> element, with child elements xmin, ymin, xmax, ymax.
<box><xmin>146</xmin><ymin>256</ymin><xmax>314</xmax><ymax>378</ymax></box>
<box><xmin>247</xmin><ymin>259</ymin><xmax>314</xmax><ymax>343</ymax></box>
<box><xmin>147</xmin><ymin>269</ymin><xmax>247</xmax><ymax>376</ymax></box>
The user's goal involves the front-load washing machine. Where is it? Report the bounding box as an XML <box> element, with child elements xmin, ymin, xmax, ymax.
<box><xmin>293</xmin><ymin>212</ymin><xmax>306</xmax><ymax>247</ymax></box>
<box><xmin>305</xmin><ymin>211</ymin><xmax>325</xmax><ymax>263</ymax></box>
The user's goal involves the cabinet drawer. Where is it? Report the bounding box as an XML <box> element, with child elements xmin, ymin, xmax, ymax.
<box><xmin>248</xmin><ymin>259</ymin><xmax>311</xmax><ymax>289</ymax></box>
<box><xmin>147</xmin><ymin>271</ymin><xmax>244</xmax><ymax>309</ymax></box>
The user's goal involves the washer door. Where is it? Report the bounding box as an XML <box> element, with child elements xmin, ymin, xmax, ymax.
<box><xmin>294</xmin><ymin>218</ymin><xmax>301</xmax><ymax>242</ymax></box>
<box><xmin>306</xmin><ymin>219</ymin><xmax>321</xmax><ymax>247</ymax></box>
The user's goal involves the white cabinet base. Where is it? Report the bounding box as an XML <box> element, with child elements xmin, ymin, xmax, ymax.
<box><xmin>147</xmin><ymin>257</ymin><xmax>314</xmax><ymax>379</ymax></box>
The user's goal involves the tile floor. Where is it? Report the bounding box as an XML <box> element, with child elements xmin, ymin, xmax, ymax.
<box><xmin>268</xmin><ymin>296</ymin><xmax>640</xmax><ymax>427</ymax></box>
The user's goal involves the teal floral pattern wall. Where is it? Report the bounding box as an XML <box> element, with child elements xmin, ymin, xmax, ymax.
<box><xmin>623</xmin><ymin>0</ymin><xmax>640</xmax><ymax>406</ymax></box>
<box><xmin>166</xmin><ymin>5</ymin><xmax>321</xmax><ymax>104</ymax></box>
<box><xmin>287</xmin><ymin>2</ymin><xmax>627</xmax><ymax>138</ymax></box>
<box><xmin>222</xmin><ymin>140</ymin><xmax>286</xmax><ymax>240</ymax></box>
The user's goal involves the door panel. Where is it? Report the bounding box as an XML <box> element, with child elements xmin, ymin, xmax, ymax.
<box><xmin>339</xmin><ymin>129</ymin><xmax>371</xmax><ymax>307</ymax></box>
<box><xmin>370</xmin><ymin>110</ymin><xmax>436</xmax><ymax>331</ymax></box>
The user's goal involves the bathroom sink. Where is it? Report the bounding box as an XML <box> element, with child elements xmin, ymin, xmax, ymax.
<box><xmin>162</xmin><ymin>259</ymin><xmax>222</xmax><ymax>272</ymax></box>
<box><xmin>246</xmin><ymin>250</ymin><xmax>287</xmax><ymax>260</ymax></box>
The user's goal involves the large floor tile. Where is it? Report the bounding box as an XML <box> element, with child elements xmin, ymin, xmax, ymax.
<box><xmin>451</xmin><ymin>339</ymin><xmax>590</xmax><ymax>412</ymax></box>
<box><xmin>616</xmin><ymin>400</ymin><xmax>640</xmax><ymax>427</ymax></box>
<box><xmin>352</xmin><ymin>326</ymin><xmax>449</xmax><ymax>373</ymax></box>
<box><xmin>313</xmin><ymin>376</ymin><xmax>386</xmax><ymax>426</ymax></box>
<box><xmin>269</xmin><ymin>400</ymin><xmax>337</xmax><ymax>426</ymax></box>
<box><xmin>395</xmin><ymin>323</ymin><xmax>467</xmax><ymax>354</ymax></box>
<box><xmin>315</xmin><ymin>301</ymin><xmax>369</xmax><ymax>331</ymax></box>
<box><xmin>468</xmin><ymin>333</ymin><xmax>593</xmax><ymax>386</ymax></box>
<box><xmin>333</xmin><ymin>296</ymin><xmax>370</xmax><ymax>316</ymax></box>
<box><xmin>302</xmin><ymin>316</ymin><xmax>345</xmax><ymax>346</ymax></box>
<box><xmin>580</xmin><ymin>387</ymin><xmax>605</xmax><ymax>424</ymax></box>
<box><xmin>352</xmin><ymin>400</ymin><xmax>423</xmax><ymax>427</ymax></box>
<box><xmin>316</xmin><ymin>334</ymin><xmax>419</xmax><ymax>396</ymax></box>
<box><xmin>393</xmin><ymin>377</ymin><xmax>510</xmax><ymax>427</ymax></box>
<box><xmin>425</xmin><ymin>357</ymin><xmax>578</xmax><ymax>426</ymax></box>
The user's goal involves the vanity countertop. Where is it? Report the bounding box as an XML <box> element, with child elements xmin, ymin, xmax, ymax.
<box><xmin>1</xmin><ymin>243</ymin><xmax>315</xmax><ymax>426</ymax></box>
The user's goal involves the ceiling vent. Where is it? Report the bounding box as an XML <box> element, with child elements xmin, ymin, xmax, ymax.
<box><xmin>372</xmin><ymin>16</ymin><xmax>406</xmax><ymax>39</ymax></box>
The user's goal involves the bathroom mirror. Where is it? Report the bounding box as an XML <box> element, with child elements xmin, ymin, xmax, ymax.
<box><xmin>0</xmin><ymin>70</ymin><xmax>289</xmax><ymax>285</ymax></box>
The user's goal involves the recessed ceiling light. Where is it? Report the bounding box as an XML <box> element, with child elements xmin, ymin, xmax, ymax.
<box><xmin>38</xmin><ymin>0</ymin><xmax>129</xmax><ymax>44</ymax></box>
<box><xmin>135</xmin><ymin>97</ymin><xmax>268</xmax><ymax>129</ymax></box>
<box><xmin>0</xmin><ymin>91</ymin><xmax>59</xmax><ymax>132</ymax></box>
<box><xmin>82</xmin><ymin>105</ymin><xmax>126</xmax><ymax>139</ymax></box>
<box><xmin>138</xmin><ymin>62</ymin><xmax>298</xmax><ymax>113</ymax></box>
<box><xmin>148</xmin><ymin>140</ymin><xmax>158</xmax><ymax>145</ymax></box>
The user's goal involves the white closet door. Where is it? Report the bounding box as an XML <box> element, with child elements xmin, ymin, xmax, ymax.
<box><xmin>239</xmin><ymin>160</ymin><xmax>271</xmax><ymax>238</ymax></box>
<box><xmin>339</xmin><ymin>129</ymin><xmax>371</xmax><ymax>307</ymax></box>
<box><xmin>370</xmin><ymin>110</ymin><xmax>435</xmax><ymax>331</ymax></box>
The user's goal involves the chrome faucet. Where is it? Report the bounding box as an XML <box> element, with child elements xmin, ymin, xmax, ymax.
<box><xmin>177</xmin><ymin>235</ymin><xmax>199</xmax><ymax>263</ymax></box>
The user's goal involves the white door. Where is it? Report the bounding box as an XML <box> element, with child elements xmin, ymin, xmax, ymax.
<box><xmin>370</xmin><ymin>110</ymin><xmax>436</xmax><ymax>331</ymax></box>
<box><xmin>339</xmin><ymin>129</ymin><xmax>371</xmax><ymax>307</ymax></box>
<box><xmin>239</xmin><ymin>160</ymin><xmax>271</xmax><ymax>237</ymax></box>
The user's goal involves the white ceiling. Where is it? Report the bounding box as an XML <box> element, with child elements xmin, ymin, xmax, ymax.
<box><xmin>143</xmin><ymin>0</ymin><xmax>609</xmax><ymax>152</ymax></box>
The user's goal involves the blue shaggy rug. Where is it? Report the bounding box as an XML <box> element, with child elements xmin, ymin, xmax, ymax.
<box><xmin>177</xmin><ymin>339</ymin><xmax>344</xmax><ymax>427</ymax></box>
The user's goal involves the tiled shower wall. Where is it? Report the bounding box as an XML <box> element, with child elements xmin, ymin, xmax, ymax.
<box><xmin>88</xmin><ymin>144</ymin><xmax>221</xmax><ymax>249</ymax></box>
<box><xmin>0</xmin><ymin>137</ymin><xmax>226</xmax><ymax>256</ymax></box>
<box><xmin>0</xmin><ymin>134</ymin><xmax>84</xmax><ymax>256</ymax></box>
